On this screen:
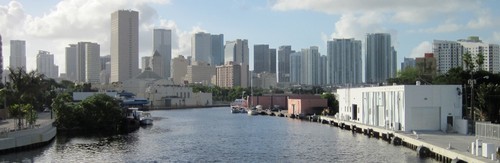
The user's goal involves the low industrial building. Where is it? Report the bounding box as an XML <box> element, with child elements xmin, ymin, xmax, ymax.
<box><xmin>336</xmin><ymin>85</ymin><xmax>466</xmax><ymax>134</ymax></box>
<box><xmin>287</xmin><ymin>96</ymin><xmax>327</xmax><ymax>116</ymax></box>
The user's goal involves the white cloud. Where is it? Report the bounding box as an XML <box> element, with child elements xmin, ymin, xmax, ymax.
<box><xmin>409</xmin><ymin>41</ymin><xmax>432</xmax><ymax>58</ymax></box>
<box><xmin>493</xmin><ymin>32</ymin><xmax>500</xmax><ymax>43</ymax></box>
<box><xmin>0</xmin><ymin>0</ymin><xmax>208</xmax><ymax>74</ymax></box>
<box><xmin>418</xmin><ymin>21</ymin><xmax>462</xmax><ymax>33</ymax></box>
<box><xmin>466</xmin><ymin>11</ymin><xmax>494</xmax><ymax>29</ymax></box>
<box><xmin>271</xmin><ymin>0</ymin><xmax>479</xmax><ymax>24</ymax></box>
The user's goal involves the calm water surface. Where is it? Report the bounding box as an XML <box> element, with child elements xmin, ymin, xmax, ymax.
<box><xmin>1</xmin><ymin>107</ymin><xmax>436</xmax><ymax>162</ymax></box>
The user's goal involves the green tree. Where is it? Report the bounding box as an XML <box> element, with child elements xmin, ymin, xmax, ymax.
<box><xmin>320</xmin><ymin>92</ymin><xmax>338</xmax><ymax>115</ymax></box>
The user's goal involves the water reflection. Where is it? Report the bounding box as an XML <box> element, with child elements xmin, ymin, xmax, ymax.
<box><xmin>0</xmin><ymin>107</ymin><xmax>435</xmax><ymax>162</ymax></box>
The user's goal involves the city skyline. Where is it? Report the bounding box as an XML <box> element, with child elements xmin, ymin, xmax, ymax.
<box><xmin>1</xmin><ymin>0</ymin><xmax>500</xmax><ymax>74</ymax></box>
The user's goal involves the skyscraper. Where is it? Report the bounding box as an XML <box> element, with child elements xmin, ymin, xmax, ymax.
<box><xmin>75</xmin><ymin>42</ymin><xmax>99</xmax><ymax>83</ymax></box>
<box><xmin>111</xmin><ymin>10</ymin><xmax>139</xmax><ymax>82</ymax></box>
<box><xmin>65</xmin><ymin>44</ymin><xmax>77</xmax><ymax>81</ymax></box>
<box><xmin>327</xmin><ymin>38</ymin><xmax>362</xmax><ymax>85</ymax></box>
<box><xmin>253</xmin><ymin>44</ymin><xmax>270</xmax><ymax>73</ymax></box>
<box><xmin>141</xmin><ymin>56</ymin><xmax>151</xmax><ymax>71</ymax></box>
<box><xmin>211</xmin><ymin>34</ymin><xmax>224</xmax><ymax>66</ymax></box>
<box><xmin>153</xmin><ymin>28</ymin><xmax>171</xmax><ymax>78</ymax></box>
<box><xmin>224</xmin><ymin>39</ymin><xmax>249</xmax><ymax>87</ymax></box>
<box><xmin>192</xmin><ymin>32</ymin><xmax>212</xmax><ymax>64</ymax></box>
<box><xmin>365</xmin><ymin>33</ymin><xmax>395</xmax><ymax>84</ymax></box>
<box><xmin>289</xmin><ymin>52</ymin><xmax>302</xmax><ymax>84</ymax></box>
<box><xmin>301</xmin><ymin>46</ymin><xmax>321</xmax><ymax>85</ymax></box>
<box><xmin>9</xmin><ymin>40</ymin><xmax>26</xmax><ymax>70</ymax></box>
<box><xmin>319</xmin><ymin>55</ymin><xmax>327</xmax><ymax>85</ymax></box>
<box><xmin>0</xmin><ymin>34</ymin><xmax>2</xmax><ymax>82</ymax></box>
<box><xmin>171</xmin><ymin>55</ymin><xmax>188</xmax><ymax>84</ymax></box>
<box><xmin>278</xmin><ymin>45</ymin><xmax>292</xmax><ymax>83</ymax></box>
<box><xmin>269</xmin><ymin>48</ymin><xmax>276</xmax><ymax>74</ymax></box>
<box><xmin>36</xmin><ymin>50</ymin><xmax>58</xmax><ymax>79</ymax></box>
<box><xmin>85</xmin><ymin>42</ymin><xmax>100</xmax><ymax>84</ymax></box>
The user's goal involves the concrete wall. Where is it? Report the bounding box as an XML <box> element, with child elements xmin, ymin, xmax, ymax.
<box><xmin>0</xmin><ymin>124</ymin><xmax>56</xmax><ymax>151</ymax></box>
<box><xmin>338</xmin><ymin>85</ymin><xmax>463</xmax><ymax>133</ymax></box>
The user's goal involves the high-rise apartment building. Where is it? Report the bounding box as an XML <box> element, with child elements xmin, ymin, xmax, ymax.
<box><xmin>211</xmin><ymin>34</ymin><xmax>224</xmax><ymax>66</ymax></box>
<box><xmin>65</xmin><ymin>44</ymin><xmax>77</xmax><ymax>81</ymax></box>
<box><xmin>301</xmin><ymin>46</ymin><xmax>321</xmax><ymax>85</ymax></box>
<box><xmin>0</xmin><ymin>35</ymin><xmax>2</xmax><ymax>82</ymax></box>
<box><xmin>457</xmin><ymin>36</ymin><xmax>500</xmax><ymax>73</ymax></box>
<box><xmin>365</xmin><ymin>33</ymin><xmax>396</xmax><ymax>84</ymax></box>
<box><xmin>278</xmin><ymin>45</ymin><xmax>292</xmax><ymax>83</ymax></box>
<box><xmin>224</xmin><ymin>39</ymin><xmax>249</xmax><ymax>87</ymax></box>
<box><xmin>269</xmin><ymin>48</ymin><xmax>276</xmax><ymax>74</ymax></box>
<box><xmin>185</xmin><ymin>61</ymin><xmax>216</xmax><ymax>85</ymax></box>
<box><xmin>289</xmin><ymin>52</ymin><xmax>302</xmax><ymax>84</ymax></box>
<box><xmin>9</xmin><ymin>40</ymin><xmax>26</xmax><ymax>70</ymax></box>
<box><xmin>36</xmin><ymin>50</ymin><xmax>58</xmax><ymax>79</ymax></box>
<box><xmin>253</xmin><ymin>44</ymin><xmax>270</xmax><ymax>73</ymax></box>
<box><xmin>319</xmin><ymin>55</ymin><xmax>327</xmax><ymax>86</ymax></box>
<box><xmin>192</xmin><ymin>32</ymin><xmax>212</xmax><ymax>65</ymax></box>
<box><xmin>153</xmin><ymin>28</ymin><xmax>171</xmax><ymax>78</ymax></box>
<box><xmin>433</xmin><ymin>40</ymin><xmax>464</xmax><ymax>74</ymax></box>
<box><xmin>327</xmin><ymin>38</ymin><xmax>362</xmax><ymax>85</ymax></box>
<box><xmin>216</xmin><ymin>62</ymin><xmax>241</xmax><ymax>88</ymax></box>
<box><xmin>111</xmin><ymin>10</ymin><xmax>139</xmax><ymax>82</ymax></box>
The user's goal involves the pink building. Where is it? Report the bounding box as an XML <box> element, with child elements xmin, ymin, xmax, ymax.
<box><xmin>287</xmin><ymin>96</ymin><xmax>327</xmax><ymax>115</ymax></box>
<box><xmin>246</xmin><ymin>94</ymin><xmax>321</xmax><ymax>110</ymax></box>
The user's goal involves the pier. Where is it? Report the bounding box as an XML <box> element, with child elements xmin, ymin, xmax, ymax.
<box><xmin>319</xmin><ymin>116</ymin><xmax>499</xmax><ymax>163</ymax></box>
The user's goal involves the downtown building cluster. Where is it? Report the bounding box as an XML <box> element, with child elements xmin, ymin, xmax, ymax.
<box><xmin>2</xmin><ymin>9</ymin><xmax>499</xmax><ymax>90</ymax></box>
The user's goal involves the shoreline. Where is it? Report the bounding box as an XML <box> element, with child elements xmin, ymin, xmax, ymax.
<box><xmin>149</xmin><ymin>104</ymin><xmax>229</xmax><ymax>110</ymax></box>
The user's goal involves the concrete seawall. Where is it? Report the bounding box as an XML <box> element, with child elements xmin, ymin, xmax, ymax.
<box><xmin>0</xmin><ymin>121</ymin><xmax>57</xmax><ymax>153</ymax></box>
<box><xmin>319</xmin><ymin>116</ymin><xmax>498</xmax><ymax>163</ymax></box>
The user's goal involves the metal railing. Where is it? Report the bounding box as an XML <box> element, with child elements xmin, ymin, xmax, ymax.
<box><xmin>476</xmin><ymin>122</ymin><xmax>500</xmax><ymax>140</ymax></box>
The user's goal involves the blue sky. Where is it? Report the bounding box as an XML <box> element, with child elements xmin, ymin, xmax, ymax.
<box><xmin>1</xmin><ymin>0</ymin><xmax>500</xmax><ymax>72</ymax></box>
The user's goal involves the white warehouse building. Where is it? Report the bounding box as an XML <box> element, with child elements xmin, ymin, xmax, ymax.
<box><xmin>337</xmin><ymin>85</ymin><xmax>466</xmax><ymax>134</ymax></box>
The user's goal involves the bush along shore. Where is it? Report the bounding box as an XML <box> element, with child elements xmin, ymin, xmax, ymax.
<box><xmin>52</xmin><ymin>93</ymin><xmax>139</xmax><ymax>134</ymax></box>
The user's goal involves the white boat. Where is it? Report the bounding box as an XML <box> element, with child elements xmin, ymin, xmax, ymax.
<box><xmin>247</xmin><ymin>109</ymin><xmax>259</xmax><ymax>116</ymax></box>
<box><xmin>139</xmin><ymin>112</ymin><xmax>153</xmax><ymax>125</ymax></box>
<box><xmin>231</xmin><ymin>108</ymin><xmax>241</xmax><ymax>113</ymax></box>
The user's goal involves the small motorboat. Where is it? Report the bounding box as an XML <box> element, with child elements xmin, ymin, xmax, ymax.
<box><xmin>247</xmin><ymin>109</ymin><xmax>258</xmax><ymax>116</ymax></box>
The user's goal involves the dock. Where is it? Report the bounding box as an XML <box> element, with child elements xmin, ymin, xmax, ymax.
<box><xmin>319</xmin><ymin>116</ymin><xmax>499</xmax><ymax>163</ymax></box>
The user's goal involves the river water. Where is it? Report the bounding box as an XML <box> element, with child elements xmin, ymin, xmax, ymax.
<box><xmin>1</xmin><ymin>107</ymin><xmax>436</xmax><ymax>162</ymax></box>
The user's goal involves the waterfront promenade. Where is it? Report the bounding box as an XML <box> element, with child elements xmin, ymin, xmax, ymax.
<box><xmin>320</xmin><ymin>116</ymin><xmax>500</xmax><ymax>163</ymax></box>
<box><xmin>0</xmin><ymin>112</ymin><xmax>56</xmax><ymax>153</ymax></box>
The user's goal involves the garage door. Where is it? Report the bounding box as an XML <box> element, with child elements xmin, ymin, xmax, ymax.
<box><xmin>409</xmin><ymin>107</ymin><xmax>440</xmax><ymax>131</ymax></box>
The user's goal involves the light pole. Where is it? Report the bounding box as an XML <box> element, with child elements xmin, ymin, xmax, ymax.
<box><xmin>469</xmin><ymin>75</ymin><xmax>489</xmax><ymax>122</ymax></box>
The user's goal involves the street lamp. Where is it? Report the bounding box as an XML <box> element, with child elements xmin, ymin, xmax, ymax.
<box><xmin>469</xmin><ymin>75</ymin><xmax>489</xmax><ymax>122</ymax></box>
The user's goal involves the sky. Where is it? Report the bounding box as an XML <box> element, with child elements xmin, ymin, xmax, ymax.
<box><xmin>1</xmin><ymin>0</ymin><xmax>500</xmax><ymax>73</ymax></box>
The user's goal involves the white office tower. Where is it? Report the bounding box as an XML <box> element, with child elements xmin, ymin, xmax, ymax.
<box><xmin>224</xmin><ymin>39</ymin><xmax>249</xmax><ymax>87</ymax></box>
<box><xmin>36</xmin><ymin>50</ymin><xmax>58</xmax><ymax>79</ymax></box>
<box><xmin>301</xmin><ymin>46</ymin><xmax>321</xmax><ymax>86</ymax></box>
<box><xmin>9</xmin><ymin>40</ymin><xmax>26</xmax><ymax>70</ymax></box>
<box><xmin>192</xmin><ymin>32</ymin><xmax>212</xmax><ymax>65</ymax></box>
<box><xmin>289</xmin><ymin>52</ymin><xmax>302</xmax><ymax>84</ymax></box>
<box><xmin>327</xmin><ymin>38</ymin><xmax>362</xmax><ymax>85</ymax></box>
<box><xmin>75</xmin><ymin>42</ymin><xmax>100</xmax><ymax>83</ymax></box>
<box><xmin>365</xmin><ymin>33</ymin><xmax>396</xmax><ymax>84</ymax></box>
<box><xmin>433</xmin><ymin>40</ymin><xmax>464</xmax><ymax>74</ymax></box>
<box><xmin>111</xmin><ymin>10</ymin><xmax>139</xmax><ymax>82</ymax></box>
<box><xmin>457</xmin><ymin>36</ymin><xmax>500</xmax><ymax>73</ymax></box>
<box><xmin>153</xmin><ymin>28</ymin><xmax>171</xmax><ymax>78</ymax></box>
